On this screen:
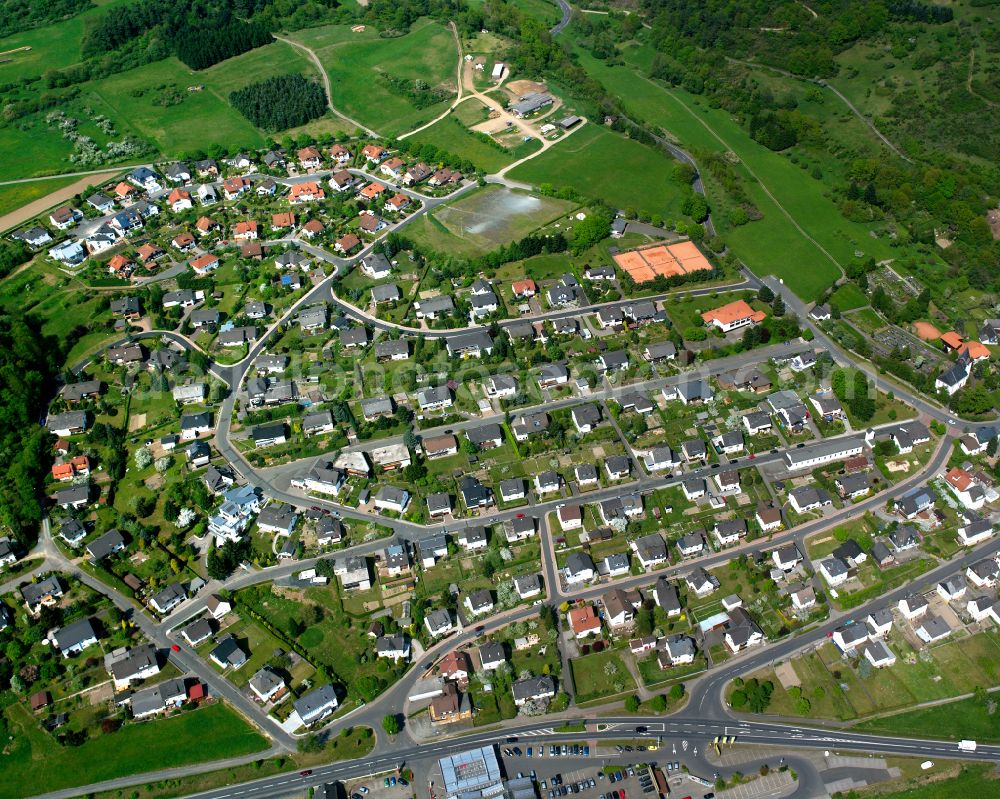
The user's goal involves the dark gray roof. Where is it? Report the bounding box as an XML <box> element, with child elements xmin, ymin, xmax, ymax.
<box><xmin>53</xmin><ymin>617</ymin><xmax>99</xmax><ymax>652</ymax></box>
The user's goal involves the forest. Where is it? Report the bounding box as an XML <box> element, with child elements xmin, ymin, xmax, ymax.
<box><xmin>174</xmin><ymin>21</ymin><xmax>274</xmax><ymax>70</ymax></box>
<box><xmin>0</xmin><ymin>315</ymin><xmax>62</xmax><ymax>548</ymax></box>
<box><xmin>229</xmin><ymin>74</ymin><xmax>327</xmax><ymax>131</ymax></box>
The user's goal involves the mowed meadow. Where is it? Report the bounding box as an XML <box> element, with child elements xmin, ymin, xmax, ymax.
<box><xmin>287</xmin><ymin>19</ymin><xmax>459</xmax><ymax>137</ymax></box>
<box><xmin>508</xmin><ymin>123</ymin><xmax>689</xmax><ymax>221</ymax></box>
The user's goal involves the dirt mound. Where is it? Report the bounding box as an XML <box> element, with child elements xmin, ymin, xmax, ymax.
<box><xmin>914</xmin><ymin>322</ymin><xmax>941</xmax><ymax>341</ymax></box>
<box><xmin>507</xmin><ymin>79</ymin><xmax>546</xmax><ymax>96</ymax></box>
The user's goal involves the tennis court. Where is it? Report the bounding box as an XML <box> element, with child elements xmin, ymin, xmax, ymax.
<box><xmin>612</xmin><ymin>241</ymin><xmax>713</xmax><ymax>284</ymax></box>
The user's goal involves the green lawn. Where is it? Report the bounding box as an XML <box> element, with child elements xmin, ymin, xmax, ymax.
<box><xmin>288</xmin><ymin>19</ymin><xmax>459</xmax><ymax>137</ymax></box>
<box><xmin>854</xmin><ymin>695</ymin><xmax>1000</xmax><ymax>743</ymax></box>
<box><xmin>508</xmin><ymin>124</ymin><xmax>687</xmax><ymax>220</ymax></box>
<box><xmin>569</xmin><ymin>650</ymin><xmax>636</xmax><ymax>704</ymax></box>
<box><xmin>849</xmin><ymin>765</ymin><xmax>1000</xmax><ymax>799</ymax></box>
<box><xmin>829</xmin><ymin>281</ymin><xmax>869</xmax><ymax>311</ymax></box>
<box><xmin>0</xmin><ymin>37</ymin><xmax>321</xmax><ymax>180</ymax></box>
<box><xmin>0</xmin><ymin>700</ymin><xmax>268</xmax><ymax>799</ymax></box>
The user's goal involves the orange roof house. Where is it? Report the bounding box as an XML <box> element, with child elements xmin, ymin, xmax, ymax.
<box><xmin>114</xmin><ymin>182</ymin><xmax>137</xmax><ymax>199</ymax></box>
<box><xmin>108</xmin><ymin>254</ymin><xmax>133</xmax><ymax>274</ymax></box>
<box><xmin>959</xmin><ymin>341</ymin><xmax>991</xmax><ymax>361</ymax></box>
<box><xmin>137</xmin><ymin>243</ymin><xmax>163</xmax><ymax>262</ymax></box>
<box><xmin>167</xmin><ymin>188</ymin><xmax>191</xmax><ymax>208</ymax></box>
<box><xmin>362</xmin><ymin>144</ymin><xmax>386</xmax><ymax>162</ymax></box>
<box><xmin>172</xmin><ymin>232</ymin><xmax>195</xmax><ymax>249</ymax></box>
<box><xmin>329</xmin><ymin>144</ymin><xmax>351</xmax><ymax>162</ymax></box>
<box><xmin>297</xmin><ymin>146</ymin><xmax>322</xmax><ymax>164</ymax></box>
<box><xmin>70</xmin><ymin>455</ymin><xmax>91</xmax><ymax>474</ymax></box>
<box><xmin>438</xmin><ymin>650</ymin><xmax>472</xmax><ymax>683</ymax></box>
<box><xmin>941</xmin><ymin>331</ymin><xmax>964</xmax><ymax>350</ymax></box>
<box><xmin>301</xmin><ymin>219</ymin><xmax>325</xmax><ymax>238</ymax></box>
<box><xmin>701</xmin><ymin>299</ymin><xmax>766</xmax><ymax>332</ymax></box>
<box><xmin>272</xmin><ymin>212</ymin><xmax>296</xmax><ymax>229</ymax></box>
<box><xmin>234</xmin><ymin>220</ymin><xmax>258</xmax><ymax>239</ymax></box>
<box><xmin>568</xmin><ymin>604</ymin><xmax>602</xmax><ymax>637</ymax></box>
<box><xmin>289</xmin><ymin>181</ymin><xmax>325</xmax><ymax>203</ymax></box>
<box><xmin>385</xmin><ymin>193</ymin><xmax>410</xmax><ymax>212</ymax></box>
<box><xmin>512</xmin><ymin>279</ymin><xmax>537</xmax><ymax>297</ymax></box>
<box><xmin>222</xmin><ymin>177</ymin><xmax>250</xmax><ymax>197</ymax></box>
<box><xmin>51</xmin><ymin>463</ymin><xmax>75</xmax><ymax>481</ymax></box>
<box><xmin>190</xmin><ymin>253</ymin><xmax>220</xmax><ymax>273</ymax></box>
<box><xmin>360</xmin><ymin>182</ymin><xmax>386</xmax><ymax>200</ymax></box>
<box><xmin>335</xmin><ymin>233</ymin><xmax>361</xmax><ymax>254</ymax></box>
<box><xmin>52</xmin><ymin>455</ymin><xmax>91</xmax><ymax>481</ymax></box>
<box><xmin>945</xmin><ymin>466</ymin><xmax>975</xmax><ymax>492</ymax></box>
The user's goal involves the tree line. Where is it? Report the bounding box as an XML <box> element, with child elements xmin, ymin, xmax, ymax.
<box><xmin>0</xmin><ymin>314</ymin><xmax>63</xmax><ymax>548</ymax></box>
<box><xmin>0</xmin><ymin>0</ymin><xmax>91</xmax><ymax>40</ymax></box>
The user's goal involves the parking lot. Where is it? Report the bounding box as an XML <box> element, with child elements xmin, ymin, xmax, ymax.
<box><xmin>344</xmin><ymin>773</ymin><xmax>413</xmax><ymax>799</ymax></box>
<box><xmin>499</xmin><ymin>745</ymin><xmax>670</xmax><ymax>799</ymax></box>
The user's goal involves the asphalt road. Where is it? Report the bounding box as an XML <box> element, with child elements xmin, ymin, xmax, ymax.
<box><xmin>74</xmin><ymin>720</ymin><xmax>995</xmax><ymax>799</ymax></box>
<box><xmin>550</xmin><ymin>0</ymin><xmax>573</xmax><ymax>34</ymax></box>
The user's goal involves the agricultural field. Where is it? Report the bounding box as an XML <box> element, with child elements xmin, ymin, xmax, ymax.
<box><xmin>507</xmin><ymin>124</ymin><xmax>688</xmax><ymax>221</ymax></box>
<box><xmin>288</xmin><ymin>19</ymin><xmax>459</xmax><ymax>137</ymax></box>
<box><xmin>0</xmin><ymin>700</ymin><xmax>267</xmax><ymax>799</ymax></box>
<box><xmin>0</xmin><ymin>176</ymin><xmax>84</xmax><ymax>219</ymax></box>
<box><xmin>406</xmin><ymin>185</ymin><xmax>579</xmax><ymax>257</ymax></box>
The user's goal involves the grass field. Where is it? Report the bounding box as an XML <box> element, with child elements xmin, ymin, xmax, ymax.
<box><xmin>0</xmin><ymin>176</ymin><xmax>83</xmax><ymax>217</ymax></box>
<box><xmin>854</xmin><ymin>695</ymin><xmax>1000</xmax><ymax>743</ymax></box>
<box><xmin>571</xmin><ymin>46</ymin><xmax>901</xmax><ymax>300</ymax></box>
<box><xmin>507</xmin><ymin>124</ymin><xmax>688</xmax><ymax>220</ymax></box>
<box><xmin>829</xmin><ymin>281</ymin><xmax>869</xmax><ymax>311</ymax></box>
<box><xmin>569</xmin><ymin>650</ymin><xmax>637</xmax><ymax>704</ymax></box>
<box><xmin>406</xmin><ymin>184</ymin><xmax>578</xmax><ymax>256</ymax></box>
<box><xmin>0</xmin><ymin>0</ymin><xmax>133</xmax><ymax>84</ymax></box>
<box><xmin>750</xmin><ymin>632</ymin><xmax>1000</xmax><ymax>724</ymax></box>
<box><xmin>406</xmin><ymin>108</ymin><xmax>541</xmax><ymax>172</ymax></box>
<box><xmin>288</xmin><ymin>19</ymin><xmax>458</xmax><ymax>137</ymax></box>
<box><xmin>467</xmin><ymin>0</ymin><xmax>560</xmax><ymax>26</ymax></box>
<box><xmin>854</xmin><ymin>765</ymin><xmax>1000</xmax><ymax>799</ymax></box>
<box><xmin>0</xmin><ymin>700</ymin><xmax>268</xmax><ymax>799</ymax></box>
<box><xmin>83</xmin><ymin>43</ymin><xmax>321</xmax><ymax>156</ymax></box>
<box><xmin>0</xmin><ymin>39</ymin><xmax>324</xmax><ymax>180</ymax></box>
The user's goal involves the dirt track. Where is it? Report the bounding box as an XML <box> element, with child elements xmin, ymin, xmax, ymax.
<box><xmin>0</xmin><ymin>171</ymin><xmax>120</xmax><ymax>234</ymax></box>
